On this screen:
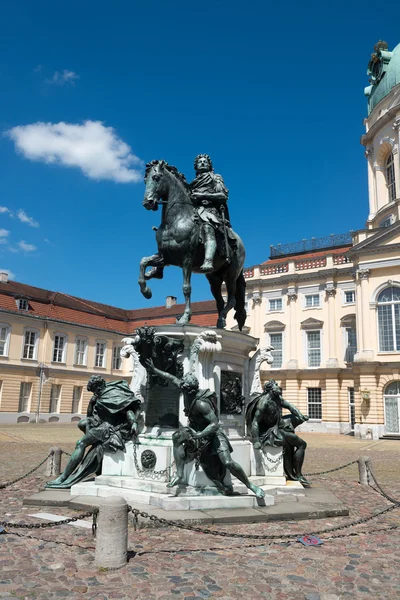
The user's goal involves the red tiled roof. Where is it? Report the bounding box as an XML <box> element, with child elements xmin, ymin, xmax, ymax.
<box><xmin>260</xmin><ymin>246</ymin><xmax>352</xmax><ymax>266</ymax></box>
<box><xmin>0</xmin><ymin>280</ymin><xmax>218</xmax><ymax>332</ymax></box>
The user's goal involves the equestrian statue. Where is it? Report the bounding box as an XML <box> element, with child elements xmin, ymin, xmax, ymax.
<box><xmin>138</xmin><ymin>154</ymin><xmax>246</xmax><ymax>330</ymax></box>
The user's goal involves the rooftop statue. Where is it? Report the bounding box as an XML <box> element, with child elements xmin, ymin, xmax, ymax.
<box><xmin>246</xmin><ymin>379</ymin><xmax>311</xmax><ymax>485</ymax></box>
<box><xmin>138</xmin><ymin>157</ymin><xmax>246</xmax><ymax>330</ymax></box>
<box><xmin>46</xmin><ymin>376</ymin><xmax>142</xmax><ymax>489</ymax></box>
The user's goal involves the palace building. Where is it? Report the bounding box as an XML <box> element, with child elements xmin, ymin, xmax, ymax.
<box><xmin>226</xmin><ymin>40</ymin><xmax>400</xmax><ymax>440</ymax></box>
<box><xmin>0</xmin><ymin>277</ymin><xmax>217</xmax><ymax>423</ymax></box>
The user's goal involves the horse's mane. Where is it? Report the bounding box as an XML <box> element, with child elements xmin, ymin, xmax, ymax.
<box><xmin>145</xmin><ymin>160</ymin><xmax>190</xmax><ymax>191</ymax></box>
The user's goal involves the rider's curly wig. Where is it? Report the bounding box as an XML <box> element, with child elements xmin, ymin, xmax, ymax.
<box><xmin>194</xmin><ymin>154</ymin><xmax>213</xmax><ymax>172</ymax></box>
<box><xmin>87</xmin><ymin>375</ymin><xmax>106</xmax><ymax>393</ymax></box>
<box><xmin>263</xmin><ymin>379</ymin><xmax>281</xmax><ymax>394</ymax></box>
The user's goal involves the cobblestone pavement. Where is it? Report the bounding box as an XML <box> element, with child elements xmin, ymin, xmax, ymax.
<box><xmin>1</xmin><ymin>425</ymin><xmax>400</xmax><ymax>599</ymax></box>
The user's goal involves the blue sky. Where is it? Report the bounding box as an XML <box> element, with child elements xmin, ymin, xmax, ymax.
<box><xmin>1</xmin><ymin>0</ymin><xmax>399</xmax><ymax>309</ymax></box>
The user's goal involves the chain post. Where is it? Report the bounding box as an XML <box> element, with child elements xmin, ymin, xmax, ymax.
<box><xmin>95</xmin><ymin>497</ymin><xmax>128</xmax><ymax>569</ymax></box>
<box><xmin>45</xmin><ymin>446</ymin><xmax>62</xmax><ymax>477</ymax></box>
<box><xmin>358</xmin><ymin>455</ymin><xmax>370</xmax><ymax>486</ymax></box>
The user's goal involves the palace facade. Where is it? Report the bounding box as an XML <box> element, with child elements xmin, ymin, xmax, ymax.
<box><xmin>226</xmin><ymin>40</ymin><xmax>400</xmax><ymax>440</ymax></box>
<box><xmin>0</xmin><ymin>278</ymin><xmax>217</xmax><ymax>423</ymax></box>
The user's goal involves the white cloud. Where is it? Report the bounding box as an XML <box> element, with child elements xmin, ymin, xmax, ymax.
<box><xmin>33</xmin><ymin>64</ymin><xmax>43</xmax><ymax>73</ymax></box>
<box><xmin>0</xmin><ymin>206</ymin><xmax>13</xmax><ymax>217</ymax></box>
<box><xmin>17</xmin><ymin>209</ymin><xmax>39</xmax><ymax>228</ymax></box>
<box><xmin>0</xmin><ymin>269</ymin><xmax>15</xmax><ymax>280</ymax></box>
<box><xmin>6</xmin><ymin>120</ymin><xmax>143</xmax><ymax>183</ymax></box>
<box><xmin>0</xmin><ymin>229</ymin><xmax>10</xmax><ymax>244</ymax></box>
<box><xmin>47</xmin><ymin>69</ymin><xmax>79</xmax><ymax>86</ymax></box>
<box><xmin>18</xmin><ymin>240</ymin><xmax>36</xmax><ymax>252</ymax></box>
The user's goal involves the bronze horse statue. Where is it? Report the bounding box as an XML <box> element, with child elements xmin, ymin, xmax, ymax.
<box><xmin>138</xmin><ymin>160</ymin><xmax>246</xmax><ymax>329</ymax></box>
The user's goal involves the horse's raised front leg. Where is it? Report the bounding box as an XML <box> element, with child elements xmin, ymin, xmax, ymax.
<box><xmin>176</xmin><ymin>261</ymin><xmax>192</xmax><ymax>325</ymax></box>
<box><xmin>138</xmin><ymin>254</ymin><xmax>164</xmax><ymax>299</ymax></box>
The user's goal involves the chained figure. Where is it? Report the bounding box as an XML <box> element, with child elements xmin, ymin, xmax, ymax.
<box><xmin>144</xmin><ymin>358</ymin><xmax>265</xmax><ymax>498</ymax></box>
<box><xmin>46</xmin><ymin>376</ymin><xmax>141</xmax><ymax>488</ymax></box>
<box><xmin>246</xmin><ymin>379</ymin><xmax>311</xmax><ymax>485</ymax></box>
<box><xmin>189</xmin><ymin>154</ymin><xmax>233</xmax><ymax>273</ymax></box>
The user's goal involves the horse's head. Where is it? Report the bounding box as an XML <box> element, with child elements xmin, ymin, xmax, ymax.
<box><xmin>143</xmin><ymin>160</ymin><xmax>167</xmax><ymax>211</ymax></box>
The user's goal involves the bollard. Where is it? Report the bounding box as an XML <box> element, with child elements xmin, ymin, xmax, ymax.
<box><xmin>95</xmin><ymin>496</ymin><xmax>128</xmax><ymax>569</ymax></box>
<box><xmin>358</xmin><ymin>455</ymin><xmax>371</xmax><ymax>486</ymax></box>
<box><xmin>45</xmin><ymin>446</ymin><xmax>62</xmax><ymax>477</ymax></box>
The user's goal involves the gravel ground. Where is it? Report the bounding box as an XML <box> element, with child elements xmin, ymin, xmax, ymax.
<box><xmin>1</xmin><ymin>425</ymin><xmax>400</xmax><ymax>599</ymax></box>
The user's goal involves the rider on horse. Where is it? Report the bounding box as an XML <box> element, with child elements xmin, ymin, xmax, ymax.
<box><xmin>190</xmin><ymin>154</ymin><xmax>234</xmax><ymax>273</ymax></box>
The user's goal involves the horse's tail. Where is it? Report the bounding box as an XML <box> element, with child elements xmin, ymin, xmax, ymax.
<box><xmin>234</xmin><ymin>271</ymin><xmax>247</xmax><ymax>331</ymax></box>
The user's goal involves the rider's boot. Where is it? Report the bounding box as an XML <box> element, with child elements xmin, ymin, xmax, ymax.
<box><xmin>200</xmin><ymin>226</ymin><xmax>216</xmax><ymax>273</ymax></box>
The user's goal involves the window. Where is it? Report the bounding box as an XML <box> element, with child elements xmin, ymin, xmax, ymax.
<box><xmin>307</xmin><ymin>388</ymin><xmax>322</xmax><ymax>420</ymax></box>
<box><xmin>112</xmin><ymin>346</ymin><xmax>122</xmax><ymax>370</ymax></box>
<box><xmin>19</xmin><ymin>382</ymin><xmax>32</xmax><ymax>412</ymax></box>
<box><xmin>95</xmin><ymin>341</ymin><xmax>107</xmax><ymax>368</ymax></box>
<box><xmin>17</xmin><ymin>298</ymin><xmax>29</xmax><ymax>311</ymax></box>
<box><xmin>72</xmin><ymin>386</ymin><xmax>82</xmax><ymax>413</ymax></box>
<box><xmin>75</xmin><ymin>337</ymin><xmax>88</xmax><ymax>366</ymax></box>
<box><xmin>306</xmin><ymin>331</ymin><xmax>321</xmax><ymax>367</ymax></box>
<box><xmin>379</xmin><ymin>216</ymin><xmax>393</xmax><ymax>228</ymax></box>
<box><xmin>345</xmin><ymin>328</ymin><xmax>357</xmax><ymax>363</ymax></box>
<box><xmin>269</xmin><ymin>298</ymin><xmax>282</xmax><ymax>312</ymax></box>
<box><xmin>49</xmin><ymin>384</ymin><xmax>61</xmax><ymax>413</ymax></box>
<box><xmin>22</xmin><ymin>329</ymin><xmax>38</xmax><ymax>360</ymax></box>
<box><xmin>377</xmin><ymin>287</ymin><xmax>400</xmax><ymax>352</ymax></box>
<box><xmin>0</xmin><ymin>324</ymin><xmax>10</xmax><ymax>356</ymax></box>
<box><xmin>384</xmin><ymin>381</ymin><xmax>400</xmax><ymax>434</ymax></box>
<box><xmin>344</xmin><ymin>291</ymin><xmax>355</xmax><ymax>304</ymax></box>
<box><xmin>53</xmin><ymin>334</ymin><xmax>67</xmax><ymax>363</ymax></box>
<box><xmin>386</xmin><ymin>152</ymin><xmax>396</xmax><ymax>202</ymax></box>
<box><xmin>348</xmin><ymin>387</ymin><xmax>355</xmax><ymax>431</ymax></box>
<box><xmin>269</xmin><ymin>333</ymin><xmax>283</xmax><ymax>368</ymax></box>
<box><xmin>305</xmin><ymin>294</ymin><xmax>320</xmax><ymax>308</ymax></box>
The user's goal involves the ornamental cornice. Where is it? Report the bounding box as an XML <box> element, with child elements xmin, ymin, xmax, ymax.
<box><xmin>237</xmin><ymin>266</ymin><xmax>355</xmax><ymax>291</ymax></box>
<box><xmin>362</xmin><ymin>105</ymin><xmax>400</xmax><ymax>144</ymax></box>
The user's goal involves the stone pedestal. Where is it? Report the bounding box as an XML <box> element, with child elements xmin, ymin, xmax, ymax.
<box><xmin>71</xmin><ymin>325</ymin><xmax>302</xmax><ymax>510</ymax></box>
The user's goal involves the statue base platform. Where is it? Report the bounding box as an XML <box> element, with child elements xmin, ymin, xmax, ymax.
<box><xmin>70</xmin><ymin>439</ymin><xmax>303</xmax><ymax>511</ymax></box>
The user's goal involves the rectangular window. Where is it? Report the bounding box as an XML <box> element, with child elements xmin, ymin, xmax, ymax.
<box><xmin>307</xmin><ymin>387</ymin><xmax>322</xmax><ymax>420</ymax></box>
<box><xmin>75</xmin><ymin>338</ymin><xmax>87</xmax><ymax>366</ymax></box>
<box><xmin>378</xmin><ymin>305</ymin><xmax>395</xmax><ymax>351</ymax></box>
<box><xmin>0</xmin><ymin>325</ymin><xmax>9</xmax><ymax>356</ymax></box>
<box><xmin>348</xmin><ymin>387</ymin><xmax>355</xmax><ymax>431</ymax></box>
<box><xmin>19</xmin><ymin>382</ymin><xmax>32</xmax><ymax>412</ymax></box>
<box><xmin>269</xmin><ymin>333</ymin><xmax>283</xmax><ymax>368</ymax></box>
<box><xmin>72</xmin><ymin>386</ymin><xmax>82</xmax><ymax>413</ymax></box>
<box><xmin>306</xmin><ymin>331</ymin><xmax>321</xmax><ymax>367</ymax></box>
<box><xmin>344</xmin><ymin>291</ymin><xmax>355</xmax><ymax>304</ymax></box>
<box><xmin>23</xmin><ymin>330</ymin><xmax>37</xmax><ymax>359</ymax></box>
<box><xmin>17</xmin><ymin>298</ymin><xmax>29</xmax><ymax>311</ymax></box>
<box><xmin>53</xmin><ymin>335</ymin><xmax>67</xmax><ymax>363</ymax></box>
<box><xmin>305</xmin><ymin>294</ymin><xmax>320</xmax><ymax>308</ymax></box>
<box><xmin>113</xmin><ymin>346</ymin><xmax>122</xmax><ymax>370</ymax></box>
<box><xmin>269</xmin><ymin>298</ymin><xmax>282</xmax><ymax>312</ymax></box>
<box><xmin>345</xmin><ymin>328</ymin><xmax>357</xmax><ymax>363</ymax></box>
<box><xmin>49</xmin><ymin>384</ymin><xmax>61</xmax><ymax>413</ymax></box>
<box><xmin>95</xmin><ymin>342</ymin><xmax>106</xmax><ymax>368</ymax></box>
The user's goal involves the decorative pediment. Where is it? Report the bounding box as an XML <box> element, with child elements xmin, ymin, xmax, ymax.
<box><xmin>300</xmin><ymin>317</ymin><xmax>323</xmax><ymax>330</ymax></box>
<box><xmin>348</xmin><ymin>221</ymin><xmax>400</xmax><ymax>256</ymax></box>
<box><xmin>340</xmin><ymin>314</ymin><xmax>356</xmax><ymax>327</ymax></box>
<box><xmin>264</xmin><ymin>320</ymin><xmax>285</xmax><ymax>332</ymax></box>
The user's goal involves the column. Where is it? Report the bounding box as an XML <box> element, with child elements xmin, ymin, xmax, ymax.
<box><xmin>251</xmin><ymin>291</ymin><xmax>263</xmax><ymax>340</ymax></box>
<box><xmin>354</xmin><ymin>268</ymin><xmax>374</xmax><ymax>362</ymax></box>
<box><xmin>286</xmin><ymin>287</ymin><xmax>298</xmax><ymax>369</ymax></box>
<box><xmin>325</xmin><ymin>284</ymin><xmax>338</xmax><ymax>368</ymax></box>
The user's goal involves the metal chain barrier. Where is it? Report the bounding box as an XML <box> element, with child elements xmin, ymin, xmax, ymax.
<box><xmin>127</xmin><ymin>499</ymin><xmax>400</xmax><ymax>540</ymax></box>
<box><xmin>264</xmin><ymin>453</ymin><xmax>282</xmax><ymax>473</ymax></box>
<box><xmin>0</xmin><ymin>509</ymin><xmax>98</xmax><ymax>533</ymax></box>
<box><xmin>0</xmin><ymin>452</ymin><xmax>53</xmax><ymax>489</ymax></box>
<box><xmin>366</xmin><ymin>462</ymin><xmax>400</xmax><ymax>505</ymax></box>
<box><xmin>304</xmin><ymin>459</ymin><xmax>358</xmax><ymax>477</ymax></box>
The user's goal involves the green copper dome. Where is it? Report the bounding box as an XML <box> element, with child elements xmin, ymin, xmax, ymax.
<box><xmin>365</xmin><ymin>41</ymin><xmax>400</xmax><ymax>114</ymax></box>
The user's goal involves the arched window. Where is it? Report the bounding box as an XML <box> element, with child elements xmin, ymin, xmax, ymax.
<box><xmin>377</xmin><ymin>287</ymin><xmax>400</xmax><ymax>351</ymax></box>
<box><xmin>384</xmin><ymin>381</ymin><xmax>400</xmax><ymax>434</ymax></box>
<box><xmin>386</xmin><ymin>152</ymin><xmax>396</xmax><ymax>202</ymax></box>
